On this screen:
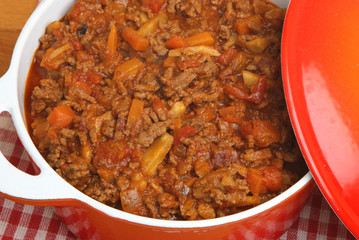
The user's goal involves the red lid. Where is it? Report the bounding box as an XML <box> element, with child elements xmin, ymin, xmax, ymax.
<box><xmin>282</xmin><ymin>0</ymin><xmax>359</xmax><ymax>237</ymax></box>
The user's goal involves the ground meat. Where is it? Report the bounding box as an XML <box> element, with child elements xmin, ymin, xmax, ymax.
<box><xmin>32</xmin><ymin>79</ymin><xmax>63</xmax><ymax>104</ymax></box>
<box><xmin>167</xmin><ymin>0</ymin><xmax>201</xmax><ymax>17</ymax></box>
<box><xmin>27</xmin><ymin>0</ymin><xmax>306</xmax><ymax>221</ymax></box>
<box><xmin>138</xmin><ymin>121</ymin><xmax>168</xmax><ymax>147</ymax></box>
<box><xmin>162</xmin><ymin>70</ymin><xmax>198</xmax><ymax>97</ymax></box>
<box><xmin>192</xmin><ymin>167</ymin><xmax>249</xmax><ymax>207</ymax></box>
<box><xmin>190</xmin><ymin>61</ymin><xmax>218</xmax><ymax>77</ymax></box>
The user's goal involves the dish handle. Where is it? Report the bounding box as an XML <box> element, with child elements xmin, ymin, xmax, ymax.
<box><xmin>0</xmin><ymin>71</ymin><xmax>16</xmax><ymax>113</ymax></box>
<box><xmin>0</xmin><ymin>71</ymin><xmax>80</xmax><ymax>206</ymax></box>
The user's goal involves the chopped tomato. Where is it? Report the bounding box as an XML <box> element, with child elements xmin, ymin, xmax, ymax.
<box><xmin>196</xmin><ymin>108</ymin><xmax>217</xmax><ymax>122</ymax></box>
<box><xmin>71</xmin><ymin>41</ymin><xmax>83</xmax><ymax>51</ymax></box>
<box><xmin>68</xmin><ymin>2</ymin><xmax>93</xmax><ymax>24</ymax></box>
<box><xmin>68</xmin><ymin>81</ymin><xmax>92</xmax><ymax>95</ymax></box>
<box><xmin>218</xmin><ymin>105</ymin><xmax>245</xmax><ymax>124</ymax></box>
<box><xmin>174</xmin><ymin>126</ymin><xmax>197</xmax><ymax>146</ymax></box>
<box><xmin>93</xmin><ymin>140</ymin><xmax>131</xmax><ymax>168</ymax></box>
<box><xmin>179</xmin><ymin>60</ymin><xmax>201</xmax><ymax>70</ymax></box>
<box><xmin>71</xmin><ymin>70</ymin><xmax>102</xmax><ymax>85</ymax></box>
<box><xmin>247</xmin><ymin>77</ymin><xmax>267</xmax><ymax>104</ymax></box>
<box><xmin>247</xmin><ymin>165</ymin><xmax>282</xmax><ymax>194</ymax></box>
<box><xmin>262</xmin><ymin>165</ymin><xmax>283</xmax><ymax>192</ymax></box>
<box><xmin>252</xmin><ymin>120</ymin><xmax>281</xmax><ymax>147</ymax></box>
<box><xmin>140</xmin><ymin>0</ymin><xmax>166</xmax><ymax>13</ymax></box>
<box><xmin>47</xmin><ymin>105</ymin><xmax>76</xmax><ymax>129</ymax></box>
<box><xmin>53</xmin><ymin>30</ymin><xmax>64</xmax><ymax>41</ymax></box>
<box><xmin>225</xmin><ymin>84</ymin><xmax>249</xmax><ymax>100</ymax></box>
<box><xmin>152</xmin><ymin>97</ymin><xmax>166</xmax><ymax>115</ymax></box>
<box><xmin>218</xmin><ymin>48</ymin><xmax>237</xmax><ymax>66</ymax></box>
<box><xmin>86</xmin><ymin>70</ymin><xmax>102</xmax><ymax>84</ymax></box>
<box><xmin>226</xmin><ymin>77</ymin><xmax>267</xmax><ymax>104</ymax></box>
<box><xmin>247</xmin><ymin>167</ymin><xmax>267</xmax><ymax>194</ymax></box>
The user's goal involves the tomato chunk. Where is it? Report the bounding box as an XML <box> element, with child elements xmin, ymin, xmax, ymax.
<box><xmin>247</xmin><ymin>77</ymin><xmax>267</xmax><ymax>104</ymax></box>
<box><xmin>174</xmin><ymin>126</ymin><xmax>197</xmax><ymax>146</ymax></box>
<box><xmin>218</xmin><ymin>48</ymin><xmax>237</xmax><ymax>66</ymax></box>
<box><xmin>179</xmin><ymin>60</ymin><xmax>201</xmax><ymax>70</ymax></box>
<box><xmin>140</xmin><ymin>0</ymin><xmax>166</xmax><ymax>13</ymax></box>
<box><xmin>252</xmin><ymin>120</ymin><xmax>281</xmax><ymax>147</ymax></box>
<box><xmin>93</xmin><ymin>140</ymin><xmax>131</xmax><ymax>168</ymax></box>
<box><xmin>247</xmin><ymin>165</ymin><xmax>283</xmax><ymax>194</ymax></box>
<box><xmin>219</xmin><ymin>105</ymin><xmax>245</xmax><ymax>124</ymax></box>
<box><xmin>262</xmin><ymin>165</ymin><xmax>283</xmax><ymax>192</ymax></box>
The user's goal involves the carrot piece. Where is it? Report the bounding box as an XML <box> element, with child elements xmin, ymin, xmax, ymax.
<box><xmin>235</xmin><ymin>20</ymin><xmax>250</xmax><ymax>35</ymax></box>
<box><xmin>173</xmin><ymin>126</ymin><xmax>197</xmax><ymax>146</ymax></box>
<box><xmin>121</xmin><ymin>27</ymin><xmax>149</xmax><ymax>51</ymax></box>
<box><xmin>113</xmin><ymin>58</ymin><xmax>144</xmax><ymax>82</ymax></box>
<box><xmin>127</xmin><ymin>99</ymin><xmax>145</xmax><ymax>133</ymax></box>
<box><xmin>107</xmin><ymin>24</ymin><xmax>118</xmax><ymax>57</ymax></box>
<box><xmin>47</xmin><ymin>105</ymin><xmax>76</xmax><ymax>129</ymax></box>
<box><xmin>165</xmin><ymin>35</ymin><xmax>188</xmax><ymax>49</ymax></box>
<box><xmin>185</xmin><ymin>32</ymin><xmax>215</xmax><ymax>46</ymax></box>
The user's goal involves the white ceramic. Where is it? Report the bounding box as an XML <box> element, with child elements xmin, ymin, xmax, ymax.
<box><xmin>0</xmin><ymin>0</ymin><xmax>314</xmax><ymax>239</ymax></box>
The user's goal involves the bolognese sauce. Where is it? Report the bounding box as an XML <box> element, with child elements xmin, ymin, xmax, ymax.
<box><xmin>26</xmin><ymin>0</ymin><xmax>306</xmax><ymax>220</ymax></box>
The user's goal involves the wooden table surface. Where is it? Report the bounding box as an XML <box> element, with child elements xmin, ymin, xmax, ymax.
<box><xmin>0</xmin><ymin>0</ymin><xmax>38</xmax><ymax>77</ymax></box>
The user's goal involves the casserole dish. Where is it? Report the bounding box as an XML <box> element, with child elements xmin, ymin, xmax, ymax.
<box><xmin>0</xmin><ymin>0</ymin><xmax>314</xmax><ymax>239</ymax></box>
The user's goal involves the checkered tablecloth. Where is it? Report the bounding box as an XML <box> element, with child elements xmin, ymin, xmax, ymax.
<box><xmin>0</xmin><ymin>112</ymin><xmax>355</xmax><ymax>240</ymax></box>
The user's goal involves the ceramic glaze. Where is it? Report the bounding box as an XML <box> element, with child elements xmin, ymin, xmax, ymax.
<box><xmin>282</xmin><ymin>0</ymin><xmax>359</xmax><ymax>237</ymax></box>
<box><xmin>0</xmin><ymin>0</ymin><xmax>315</xmax><ymax>239</ymax></box>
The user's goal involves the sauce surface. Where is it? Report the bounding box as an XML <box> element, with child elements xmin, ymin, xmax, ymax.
<box><xmin>26</xmin><ymin>0</ymin><xmax>306</xmax><ymax>220</ymax></box>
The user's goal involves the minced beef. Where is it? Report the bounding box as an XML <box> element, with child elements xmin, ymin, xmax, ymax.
<box><xmin>26</xmin><ymin>0</ymin><xmax>306</xmax><ymax>220</ymax></box>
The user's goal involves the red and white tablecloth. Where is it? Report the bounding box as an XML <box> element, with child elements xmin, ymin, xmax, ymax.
<box><xmin>0</xmin><ymin>112</ymin><xmax>356</xmax><ymax>240</ymax></box>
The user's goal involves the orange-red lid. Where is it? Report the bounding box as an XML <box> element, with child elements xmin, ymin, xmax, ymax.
<box><xmin>282</xmin><ymin>0</ymin><xmax>359</xmax><ymax>237</ymax></box>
